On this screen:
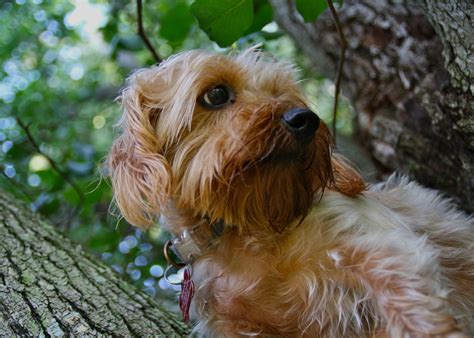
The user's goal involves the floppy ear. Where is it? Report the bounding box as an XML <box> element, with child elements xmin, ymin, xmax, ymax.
<box><xmin>331</xmin><ymin>154</ymin><xmax>366</xmax><ymax>197</ymax></box>
<box><xmin>108</xmin><ymin>70</ymin><xmax>171</xmax><ymax>228</ymax></box>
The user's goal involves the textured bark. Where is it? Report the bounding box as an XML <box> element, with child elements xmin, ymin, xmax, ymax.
<box><xmin>0</xmin><ymin>191</ymin><xmax>189</xmax><ymax>336</ymax></box>
<box><xmin>420</xmin><ymin>1</ymin><xmax>473</xmax><ymax>92</ymax></box>
<box><xmin>270</xmin><ymin>0</ymin><xmax>474</xmax><ymax>211</ymax></box>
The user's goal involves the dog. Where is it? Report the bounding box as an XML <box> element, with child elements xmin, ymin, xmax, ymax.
<box><xmin>108</xmin><ymin>49</ymin><xmax>474</xmax><ymax>337</ymax></box>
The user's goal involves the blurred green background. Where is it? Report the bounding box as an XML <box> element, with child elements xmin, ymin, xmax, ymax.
<box><xmin>0</xmin><ymin>0</ymin><xmax>353</xmax><ymax>307</ymax></box>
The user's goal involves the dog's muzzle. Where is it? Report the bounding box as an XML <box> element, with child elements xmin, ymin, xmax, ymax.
<box><xmin>281</xmin><ymin>108</ymin><xmax>320</xmax><ymax>144</ymax></box>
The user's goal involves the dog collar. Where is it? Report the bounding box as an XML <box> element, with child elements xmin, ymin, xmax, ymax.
<box><xmin>164</xmin><ymin>218</ymin><xmax>224</xmax><ymax>267</ymax></box>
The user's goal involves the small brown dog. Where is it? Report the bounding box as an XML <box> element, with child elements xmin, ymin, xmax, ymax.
<box><xmin>108</xmin><ymin>49</ymin><xmax>474</xmax><ymax>337</ymax></box>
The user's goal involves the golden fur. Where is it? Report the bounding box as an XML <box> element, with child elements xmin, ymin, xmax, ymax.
<box><xmin>108</xmin><ymin>49</ymin><xmax>474</xmax><ymax>337</ymax></box>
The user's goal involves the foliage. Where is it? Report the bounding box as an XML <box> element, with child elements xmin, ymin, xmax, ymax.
<box><xmin>190</xmin><ymin>0</ymin><xmax>331</xmax><ymax>46</ymax></box>
<box><xmin>0</xmin><ymin>0</ymin><xmax>352</xmax><ymax>309</ymax></box>
<box><xmin>191</xmin><ymin>0</ymin><xmax>254</xmax><ymax>47</ymax></box>
<box><xmin>295</xmin><ymin>0</ymin><xmax>328</xmax><ymax>22</ymax></box>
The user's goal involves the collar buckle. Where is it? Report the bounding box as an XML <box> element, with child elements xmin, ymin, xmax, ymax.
<box><xmin>164</xmin><ymin>219</ymin><xmax>225</xmax><ymax>266</ymax></box>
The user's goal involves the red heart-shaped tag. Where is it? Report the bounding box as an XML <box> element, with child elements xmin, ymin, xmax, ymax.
<box><xmin>179</xmin><ymin>268</ymin><xmax>194</xmax><ymax>323</ymax></box>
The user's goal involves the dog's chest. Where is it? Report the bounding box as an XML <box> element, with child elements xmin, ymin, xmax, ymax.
<box><xmin>189</xmin><ymin>231</ymin><xmax>375</xmax><ymax>336</ymax></box>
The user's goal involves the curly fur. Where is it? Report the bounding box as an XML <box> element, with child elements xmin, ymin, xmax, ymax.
<box><xmin>108</xmin><ymin>49</ymin><xmax>474</xmax><ymax>337</ymax></box>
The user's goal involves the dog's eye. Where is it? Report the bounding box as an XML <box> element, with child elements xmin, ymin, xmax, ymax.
<box><xmin>200</xmin><ymin>85</ymin><xmax>234</xmax><ymax>109</ymax></box>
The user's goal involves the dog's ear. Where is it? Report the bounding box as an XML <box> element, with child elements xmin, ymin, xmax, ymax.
<box><xmin>108</xmin><ymin>70</ymin><xmax>171</xmax><ymax>228</ymax></box>
<box><xmin>331</xmin><ymin>155</ymin><xmax>366</xmax><ymax>197</ymax></box>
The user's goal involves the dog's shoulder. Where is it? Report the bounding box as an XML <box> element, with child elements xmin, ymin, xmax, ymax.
<box><xmin>369</xmin><ymin>173</ymin><xmax>469</xmax><ymax>217</ymax></box>
<box><xmin>366</xmin><ymin>172</ymin><xmax>473</xmax><ymax>233</ymax></box>
<box><xmin>370</xmin><ymin>172</ymin><xmax>411</xmax><ymax>192</ymax></box>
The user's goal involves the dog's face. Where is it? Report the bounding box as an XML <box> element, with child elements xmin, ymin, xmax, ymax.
<box><xmin>108</xmin><ymin>50</ymin><xmax>364</xmax><ymax>233</ymax></box>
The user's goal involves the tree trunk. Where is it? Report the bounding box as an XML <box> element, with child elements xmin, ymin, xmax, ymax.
<box><xmin>0</xmin><ymin>191</ymin><xmax>189</xmax><ymax>336</ymax></box>
<box><xmin>270</xmin><ymin>0</ymin><xmax>474</xmax><ymax>212</ymax></box>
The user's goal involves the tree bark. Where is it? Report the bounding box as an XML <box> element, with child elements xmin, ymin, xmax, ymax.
<box><xmin>270</xmin><ymin>0</ymin><xmax>474</xmax><ymax>211</ymax></box>
<box><xmin>0</xmin><ymin>191</ymin><xmax>189</xmax><ymax>336</ymax></box>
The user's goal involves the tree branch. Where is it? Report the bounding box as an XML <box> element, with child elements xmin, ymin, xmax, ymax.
<box><xmin>136</xmin><ymin>0</ymin><xmax>162</xmax><ymax>64</ymax></box>
<box><xmin>16</xmin><ymin>118</ymin><xmax>84</xmax><ymax>226</ymax></box>
<box><xmin>0</xmin><ymin>190</ymin><xmax>190</xmax><ymax>336</ymax></box>
<box><xmin>327</xmin><ymin>0</ymin><xmax>347</xmax><ymax>144</ymax></box>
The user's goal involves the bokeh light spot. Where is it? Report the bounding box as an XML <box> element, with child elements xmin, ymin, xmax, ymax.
<box><xmin>29</xmin><ymin>154</ymin><xmax>50</xmax><ymax>171</ymax></box>
<box><xmin>139</xmin><ymin>243</ymin><xmax>153</xmax><ymax>252</ymax></box>
<box><xmin>92</xmin><ymin>115</ymin><xmax>105</xmax><ymax>129</ymax></box>
<box><xmin>144</xmin><ymin>286</ymin><xmax>156</xmax><ymax>296</ymax></box>
<box><xmin>69</xmin><ymin>64</ymin><xmax>84</xmax><ymax>80</ymax></box>
<box><xmin>144</xmin><ymin>278</ymin><xmax>155</xmax><ymax>287</ymax></box>
<box><xmin>262</xmin><ymin>22</ymin><xmax>278</xmax><ymax>33</ymax></box>
<box><xmin>112</xmin><ymin>265</ymin><xmax>123</xmax><ymax>274</ymax></box>
<box><xmin>4</xmin><ymin>164</ymin><xmax>16</xmax><ymax>178</ymax></box>
<box><xmin>130</xmin><ymin>269</ymin><xmax>141</xmax><ymax>281</ymax></box>
<box><xmin>158</xmin><ymin>278</ymin><xmax>170</xmax><ymax>290</ymax></box>
<box><xmin>34</xmin><ymin>10</ymin><xmax>47</xmax><ymax>22</ymax></box>
<box><xmin>64</xmin><ymin>0</ymin><xmax>108</xmax><ymax>36</ymax></box>
<box><xmin>2</xmin><ymin>140</ymin><xmax>13</xmax><ymax>153</ymax></box>
<box><xmin>27</xmin><ymin>174</ymin><xmax>41</xmax><ymax>187</ymax></box>
<box><xmin>150</xmin><ymin>265</ymin><xmax>164</xmax><ymax>278</ymax></box>
<box><xmin>125</xmin><ymin>235</ymin><xmax>138</xmax><ymax>248</ymax></box>
<box><xmin>134</xmin><ymin>255</ymin><xmax>148</xmax><ymax>266</ymax></box>
<box><xmin>119</xmin><ymin>241</ymin><xmax>130</xmax><ymax>254</ymax></box>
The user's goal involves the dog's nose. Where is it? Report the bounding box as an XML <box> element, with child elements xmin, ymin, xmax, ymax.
<box><xmin>281</xmin><ymin>108</ymin><xmax>320</xmax><ymax>142</ymax></box>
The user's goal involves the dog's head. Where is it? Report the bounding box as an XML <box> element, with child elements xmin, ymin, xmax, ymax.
<box><xmin>108</xmin><ymin>49</ymin><xmax>364</xmax><ymax>233</ymax></box>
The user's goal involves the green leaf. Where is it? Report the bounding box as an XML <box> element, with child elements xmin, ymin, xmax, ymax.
<box><xmin>295</xmin><ymin>0</ymin><xmax>327</xmax><ymax>22</ymax></box>
<box><xmin>64</xmin><ymin>185</ymin><xmax>81</xmax><ymax>205</ymax></box>
<box><xmin>191</xmin><ymin>0</ymin><xmax>254</xmax><ymax>47</ymax></box>
<box><xmin>160</xmin><ymin>2</ymin><xmax>195</xmax><ymax>43</ymax></box>
<box><xmin>88</xmin><ymin>229</ymin><xmax>119</xmax><ymax>251</ymax></box>
<box><xmin>38</xmin><ymin>197</ymin><xmax>60</xmax><ymax>215</ymax></box>
<box><xmin>244</xmin><ymin>0</ymin><xmax>273</xmax><ymax>35</ymax></box>
<box><xmin>100</xmin><ymin>20</ymin><xmax>118</xmax><ymax>43</ymax></box>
